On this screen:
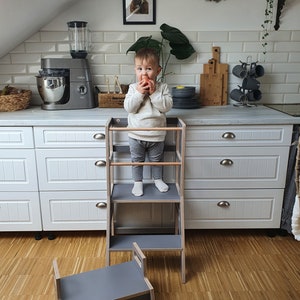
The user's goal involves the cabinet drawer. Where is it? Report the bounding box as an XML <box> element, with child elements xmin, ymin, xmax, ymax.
<box><xmin>0</xmin><ymin>149</ymin><xmax>38</xmax><ymax>191</ymax></box>
<box><xmin>35</xmin><ymin>148</ymin><xmax>106</xmax><ymax>191</ymax></box>
<box><xmin>0</xmin><ymin>127</ymin><xmax>34</xmax><ymax>148</ymax></box>
<box><xmin>186</xmin><ymin>125</ymin><xmax>292</xmax><ymax>147</ymax></box>
<box><xmin>34</xmin><ymin>127</ymin><xmax>105</xmax><ymax>148</ymax></box>
<box><xmin>0</xmin><ymin>192</ymin><xmax>42</xmax><ymax>231</ymax></box>
<box><xmin>185</xmin><ymin>189</ymin><xmax>284</xmax><ymax>229</ymax></box>
<box><xmin>185</xmin><ymin>146</ymin><xmax>289</xmax><ymax>189</ymax></box>
<box><xmin>40</xmin><ymin>191</ymin><xmax>107</xmax><ymax>230</ymax></box>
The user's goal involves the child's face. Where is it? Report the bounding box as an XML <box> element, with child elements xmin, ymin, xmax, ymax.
<box><xmin>134</xmin><ymin>58</ymin><xmax>161</xmax><ymax>82</ymax></box>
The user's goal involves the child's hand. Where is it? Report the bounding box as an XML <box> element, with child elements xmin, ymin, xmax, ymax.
<box><xmin>136</xmin><ymin>75</ymin><xmax>150</xmax><ymax>94</ymax></box>
<box><xmin>140</xmin><ymin>75</ymin><xmax>156</xmax><ymax>95</ymax></box>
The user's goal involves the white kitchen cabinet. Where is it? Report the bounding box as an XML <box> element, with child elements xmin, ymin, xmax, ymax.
<box><xmin>184</xmin><ymin>125</ymin><xmax>293</xmax><ymax>229</ymax></box>
<box><xmin>34</xmin><ymin>127</ymin><xmax>107</xmax><ymax>231</ymax></box>
<box><xmin>0</xmin><ymin>127</ymin><xmax>42</xmax><ymax>231</ymax></box>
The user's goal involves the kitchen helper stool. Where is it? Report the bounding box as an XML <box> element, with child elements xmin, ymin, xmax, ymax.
<box><xmin>53</xmin><ymin>242</ymin><xmax>155</xmax><ymax>300</ymax></box>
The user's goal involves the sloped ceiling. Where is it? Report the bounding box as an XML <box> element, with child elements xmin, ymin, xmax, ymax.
<box><xmin>0</xmin><ymin>0</ymin><xmax>79</xmax><ymax>58</ymax></box>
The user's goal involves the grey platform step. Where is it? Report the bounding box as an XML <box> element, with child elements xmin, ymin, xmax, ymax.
<box><xmin>109</xmin><ymin>234</ymin><xmax>182</xmax><ymax>251</ymax></box>
<box><xmin>111</xmin><ymin>183</ymin><xmax>180</xmax><ymax>203</ymax></box>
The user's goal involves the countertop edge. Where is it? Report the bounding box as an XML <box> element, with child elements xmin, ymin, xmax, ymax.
<box><xmin>0</xmin><ymin>105</ymin><xmax>298</xmax><ymax>126</ymax></box>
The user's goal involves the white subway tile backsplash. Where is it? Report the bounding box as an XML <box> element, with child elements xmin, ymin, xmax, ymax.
<box><xmin>229</xmin><ymin>31</ymin><xmax>259</xmax><ymax>42</ymax></box>
<box><xmin>272</xmin><ymin>63</ymin><xmax>300</xmax><ymax>73</ymax></box>
<box><xmin>0</xmin><ymin>29</ymin><xmax>299</xmax><ymax>105</ymax></box>
<box><xmin>104</xmin><ymin>32</ymin><xmax>135</xmax><ymax>43</ymax></box>
<box><xmin>90</xmin><ymin>54</ymin><xmax>105</xmax><ymax>64</ymax></box>
<box><xmin>91</xmin><ymin>32</ymin><xmax>104</xmax><ymax>43</ymax></box>
<box><xmin>197</xmin><ymin>31</ymin><xmax>228</xmax><ymax>42</ymax></box>
<box><xmin>275</xmin><ymin>42</ymin><xmax>300</xmax><ymax>52</ymax></box>
<box><xmin>11</xmin><ymin>54</ymin><xmax>41</xmax><ymax>64</ymax></box>
<box><xmin>25</xmin><ymin>43</ymin><xmax>56</xmax><ymax>53</ymax></box>
<box><xmin>291</xmin><ymin>31</ymin><xmax>300</xmax><ymax>41</ymax></box>
<box><xmin>57</xmin><ymin>43</ymin><xmax>70</xmax><ymax>52</ymax></box>
<box><xmin>91</xmin><ymin>65</ymin><xmax>120</xmax><ymax>76</ymax></box>
<box><xmin>287</xmin><ymin>73</ymin><xmax>300</xmax><ymax>83</ymax></box>
<box><xmin>40</xmin><ymin>31</ymin><xmax>69</xmax><ymax>42</ymax></box>
<box><xmin>92</xmin><ymin>43</ymin><xmax>119</xmax><ymax>53</ymax></box>
<box><xmin>0</xmin><ymin>64</ymin><xmax>27</xmax><ymax>75</ymax></box>
<box><xmin>289</xmin><ymin>53</ymin><xmax>300</xmax><ymax>62</ymax></box>
<box><xmin>105</xmin><ymin>54</ymin><xmax>133</xmax><ymax>64</ymax></box>
<box><xmin>0</xmin><ymin>75</ymin><xmax>12</xmax><ymax>85</ymax></box>
<box><xmin>268</xmin><ymin>30</ymin><xmax>291</xmax><ymax>42</ymax></box>
<box><xmin>13</xmin><ymin>75</ymin><xmax>36</xmax><ymax>85</ymax></box>
<box><xmin>270</xmin><ymin>83</ymin><xmax>299</xmax><ymax>93</ymax></box>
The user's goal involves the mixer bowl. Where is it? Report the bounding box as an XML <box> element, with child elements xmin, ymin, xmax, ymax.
<box><xmin>36</xmin><ymin>76</ymin><xmax>66</xmax><ymax>103</ymax></box>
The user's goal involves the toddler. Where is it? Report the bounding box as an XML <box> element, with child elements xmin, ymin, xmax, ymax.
<box><xmin>124</xmin><ymin>48</ymin><xmax>173</xmax><ymax>196</ymax></box>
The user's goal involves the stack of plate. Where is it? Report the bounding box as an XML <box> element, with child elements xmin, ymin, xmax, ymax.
<box><xmin>171</xmin><ymin>86</ymin><xmax>199</xmax><ymax>109</ymax></box>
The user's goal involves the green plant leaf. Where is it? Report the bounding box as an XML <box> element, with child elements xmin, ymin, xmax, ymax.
<box><xmin>169</xmin><ymin>43</ymin><xmax>195</xmax><ymax>60</ymax></box>
<box><xmin>160</xmin><ymin>23</ymin><xmax>189</xmax><ymax>44</ymax></box>
<box><xmin>126</xmin><ymin>36</ymin><xmax>162</xmax><ymax>54</ymax></box>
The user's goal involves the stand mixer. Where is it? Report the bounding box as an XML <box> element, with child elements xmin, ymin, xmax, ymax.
<box><xmin>36</xmin><ymin>21</ymin><xmax>96</xmax><ymax>110</ymax></box>
<box><xmin>37</xmin><ymin>58</ymin><xmax>96</xmax><ymax>110</ymax></box>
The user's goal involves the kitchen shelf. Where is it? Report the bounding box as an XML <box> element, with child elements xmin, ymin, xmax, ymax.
<box><xmin>105</xmin><ymin>117</ymin><xmax>186</xmax><ymax>283</ymax></box>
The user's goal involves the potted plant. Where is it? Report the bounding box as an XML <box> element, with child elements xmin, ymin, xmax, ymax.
<box><xmin>126</xmin><ymin>23</ymin><xmax>196</xmax><ymax>81</ymax></box>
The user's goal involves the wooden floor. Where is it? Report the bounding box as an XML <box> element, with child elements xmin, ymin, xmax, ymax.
<box><xmin>0</xmin><ymin>229</ymin><xmax>300</xmax><ymax>300</ymax></box>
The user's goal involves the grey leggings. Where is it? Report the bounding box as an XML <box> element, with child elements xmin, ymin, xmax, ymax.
<box><xmin>128</xmin><ymin>137</ymin><xmax>164</xmax><ymax>181</ymax></box>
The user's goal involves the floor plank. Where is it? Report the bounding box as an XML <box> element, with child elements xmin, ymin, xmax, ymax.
<box><xmin>0</xmin><ymin>229</ymin><xmax>300</xmax><ymax>299</ymax></box>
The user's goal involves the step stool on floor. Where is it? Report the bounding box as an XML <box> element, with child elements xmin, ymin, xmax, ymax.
<box><xmin>53</xmin><ymin>242</ymin><xmax>155</xmax><ymax>300</ymax></box>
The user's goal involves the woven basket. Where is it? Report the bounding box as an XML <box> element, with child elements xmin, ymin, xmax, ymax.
<box><xmin>98</xmin><ymin>93</ymin><xmax>125</xmax><ymax>108</ymax></box>
<box><xmin>0</xmin><ymin>87</ymin><xmax>31</xmax><ymax>112</ymax></box>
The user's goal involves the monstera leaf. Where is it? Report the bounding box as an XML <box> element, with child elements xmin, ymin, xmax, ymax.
<box><xmin>126</xmin><ymin>23</ymin><xmax>196</xmax><ymax>80</ymax></box>
<box><xmin>160</xmin><ymin>23</ymin><xmax>190</xmax><ymax>45</ymax></box>
<box><xmin>126</xmin><ymin>36</ymin><xmax>162</xmax><ymax>54</ymax></box>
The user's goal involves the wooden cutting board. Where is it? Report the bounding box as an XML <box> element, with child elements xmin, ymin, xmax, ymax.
<box><xmin>212</xmin><ymin>46</ymin><xmax>228</xmax><ymax>105</ymax></box>
<box><xmin>200</xmin><ymin>58</ymin><xmax>223</xmax><ymax>106</ymax></box>
<box><xmin>200</xmin><ymin>46</ymin><xmax>229</xmax><ymax>106</ymax></box>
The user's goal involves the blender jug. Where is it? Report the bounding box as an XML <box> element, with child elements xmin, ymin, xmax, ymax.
<box><xmin>67</xmin><ymin>21</ymin><xmax>89</xmax><ymax>59</ymax></box>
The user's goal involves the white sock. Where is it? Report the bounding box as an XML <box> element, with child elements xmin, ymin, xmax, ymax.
<box><xmin>154</xmin><ymin>179</ymin><xmax>169</xmax><ymax>193</ymax></box>
<box><xmin>132</xmin><ymin>181</ymin><xmax>143</xmax><ymax>196</ymax></box>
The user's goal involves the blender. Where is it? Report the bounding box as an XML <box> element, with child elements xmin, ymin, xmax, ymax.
<box><xmin>67</xmin><ymin>21</ymin><xmax>89</xmax><ymax>59</ymax></box>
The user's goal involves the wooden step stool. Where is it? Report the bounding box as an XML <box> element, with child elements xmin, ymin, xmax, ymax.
<box><xmin>53</xmin><ymin>242</ymin><xmax>155</xmax><ymax>300</ymax></box>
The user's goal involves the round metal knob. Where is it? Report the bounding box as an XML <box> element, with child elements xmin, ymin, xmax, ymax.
<box><xmin>217</xmin><ymin>201</ymin><xmax>230</xmax><ymax>207</ymax></box>
<box><xmin>222</xmin><ymin>132</ymin><xmax>236</xmax><ymax>139</ymax></box>
<box><xmin>220</xmin><ymin>159</ymin><xmax>233</xmax><ymax>166</ymax></box>
<box><xmin>93</xmin><ymin>133</ymin><xmax>105</xmax><ymax>140</ymax></box>
<box><xmin>96</xmin><ymin>202</ymin><xmax>107</xmax><ymax>208</ymax></box>
<box><xmin>95</xmin><ymin>160</ymin><xmax>106</xmax><ymax>166</ymax></box>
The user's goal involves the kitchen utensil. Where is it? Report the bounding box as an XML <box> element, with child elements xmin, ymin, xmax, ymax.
<box><xmin>37</xmin><ymin>58</ymin><xmax>96</xmax><ymax>110</ymax></box>
<box><xmin>242</xmin><ymin>76</ymin><xmax>260</xmax><ymax>90</ymax></box>
<box><xmin>230</xmin><ymin>88</ymin><xmax>247</xmax><ymax>102</ymax></box>
<box><xmin>114</xmin><ymin>76</ymin><xmax>123</xmax><ymax>94</ymax></box>
<box><xmin>247</xmin><ymin>89</ymin><xmax>262</xmax><ymax>101</ymax></box>
<box><xmin>200</xmin><ymin>47</ymin><xmax>228</xmax><ymax>106</ymax></box>
<box><xmin>36</xmin><ymin>76</ymin><xmax>66</xmax><ymax>103</ymax></box>
<box><xmin>67</xmin><ymin>21</ymin><xmax>89</xmax><ymax>59</ymax></box>
<box><xmin>212</xmin><ymin>47</ymin><xmax>228</xmax><ymax>105</ymax></box>
<box><xmin>232</xmin><ymin>63</ymin><xmax>247</xmax><ymax>78</ymax></box>
<box><xmin>249</xmin><ymin>62</ymin><xmax>264</xmax><ymax>78</ymax></box>
<box><xmin>200</xmin><ymin>58</ymin><xmax>223</xmax><ymax>105</ymax></box>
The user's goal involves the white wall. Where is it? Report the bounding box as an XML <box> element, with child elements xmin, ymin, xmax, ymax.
<box><xmin>43</xmin><ymin>0</ymin><xmax>300</xmax><ymax>31</ymax></box>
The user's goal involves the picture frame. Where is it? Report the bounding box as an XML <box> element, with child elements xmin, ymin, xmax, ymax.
<box><xmin>123</xmin><ymin>0</ymin><xmax>156</xmax><ymax>25</ymax></box>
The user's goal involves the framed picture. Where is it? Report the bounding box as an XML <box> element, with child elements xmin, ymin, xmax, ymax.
<box><xmin>123</xmin><ymin>0</ymin><xmax>156</xmax><ymax>25</ymax></box>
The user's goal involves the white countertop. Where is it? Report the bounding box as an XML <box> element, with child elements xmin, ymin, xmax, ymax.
<box><xmin>0</xmin><ymin>105</ymin><xmax>298</xmax><ymax>127</ymax></box>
